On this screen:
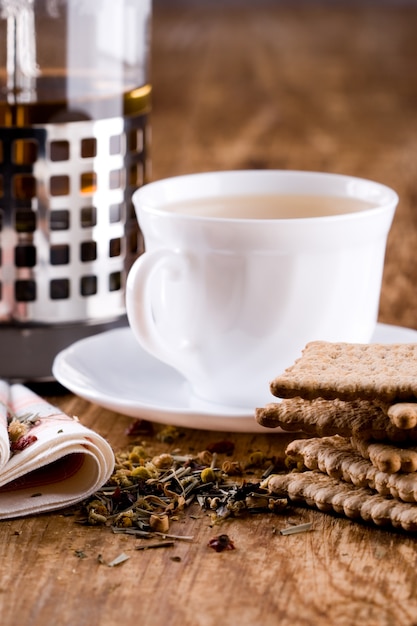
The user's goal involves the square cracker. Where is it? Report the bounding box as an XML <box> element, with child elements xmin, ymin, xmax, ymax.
<box><xmin>255</xmin><ymin>397</ymin><xmax>417</xmax><ymax>443</ymax></box>
<box><xmin>269</xmin><ymin>341</ymin><xmax>417</xmax><ymax>403</ymax></box>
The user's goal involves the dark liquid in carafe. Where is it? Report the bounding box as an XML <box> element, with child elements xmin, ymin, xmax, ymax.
<box><xmin>0</xmin><ymin>75</ymin><xmax>151</xmax><ymax>126</ymax></box>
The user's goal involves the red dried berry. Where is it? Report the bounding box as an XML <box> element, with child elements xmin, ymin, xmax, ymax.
<box><xmin>125</xmin><ymin>419</ymin><xmax>154</xmax><ymax>436</ymax></box>
<box><xmin>206</xmin><ymin>440</ymin><xmax>235</xmax><ymax>455</ymax></box>
<box><xmin>207</xmin><ymin>534</ymin><xmax>235</xmax><ymax>553</ymax></box>
<box><xmin>11</xmin><ymin>434</ymin><xmax>38</xmax><ymax>452</ymax></box>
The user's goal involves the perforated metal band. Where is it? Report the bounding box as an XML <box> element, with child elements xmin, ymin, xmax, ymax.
<box><xmin>0</xmin><ymin>112</ymin><xmax>149</xmax><ymax>324</ymax></box>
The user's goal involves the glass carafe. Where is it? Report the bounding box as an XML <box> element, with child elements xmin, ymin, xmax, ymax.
<box><xmin>0</xmin><ymin>0</ymin><xmax>151</xmax><ymax>381</ymax></box>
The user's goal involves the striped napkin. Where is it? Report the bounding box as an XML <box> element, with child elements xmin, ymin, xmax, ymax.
<box><xmin>0</xmin><ymin>382</ymin><xmax>114</xmax><ymax>519</ymax></box>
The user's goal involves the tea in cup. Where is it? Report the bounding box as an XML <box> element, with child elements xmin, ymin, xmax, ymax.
<box><xmin>126</xmin><ymin>170</ymin><xmax>397</xmax><ymax>408</ymax></box>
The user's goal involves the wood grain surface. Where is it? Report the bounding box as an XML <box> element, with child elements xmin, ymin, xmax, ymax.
<box><xmin>1</xmin><ymin>2</ymin><xmax>417</xmax><ymax>625</ymax></box>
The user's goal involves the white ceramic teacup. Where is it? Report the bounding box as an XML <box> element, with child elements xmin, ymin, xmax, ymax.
<box><xmin>126</xmin><ymin>170</ymin><xmax>398</xmax><ymax>409</ymax></box>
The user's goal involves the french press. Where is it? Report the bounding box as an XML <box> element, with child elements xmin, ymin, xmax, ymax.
<box><xmin>0</xmin><ymin>0</ymin><xmax>151</xmax><ymax>380</ymax></box>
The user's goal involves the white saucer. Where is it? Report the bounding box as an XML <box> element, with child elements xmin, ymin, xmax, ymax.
<box><xmin>52</xmin><ymin>323</ymin><xmax>417</xmax><ymax>433</ymax></box>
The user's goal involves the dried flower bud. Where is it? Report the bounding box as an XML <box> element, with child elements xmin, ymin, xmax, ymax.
<box><xmin>152</xmin><ymin>453</ymin><xmax>174</xmax><ymax>469</ymax></box>
<box><xmin>284</xmin><ymin>456</ymin><xmax>303</xmax><ymax>471</ymax></box>
<box><xmin>112</xmin><ymin>469</ymin><xmax>133</xmax><ymax>487</ymax></box>
<box><xmin>8</xmin><ymin>418</ymin><xmax>29</xmax><ymax>442</ymax></box>
<box><xmin>149</xmin><ymin>514</ymin><xmax>170</xmax><ymax>533</ymax></box>
<box><xmin>268</xmin><ymin>497</ymin><xmax>288</xmax><ymax>513</ymax></box>
<box><xmin>143</xmin><ymin>461</ymin><xmax>160</xmax><ymax>479</ymax></box>
<box><xmin>208</xmin><ymin>496</ymin><xmax>222</xmax><ymax>510</ymax></box>
<box><xmin>222</xmin><ymin>460</ymin><xmax>243</xmax><ymax>476</ymax></box>
<box><xmin>88</xmin><ymin>510</ymin><xmax>108</xmax><ymax>525</ymax></box>
<box><xmin>248</xmin><ymin>451</ymin><xmax>266</xmax><ymax>467</ymax></box>
<box><xmin>87</xmin><ymin>499</ymin><xmax>108</xmax><ymax>517</ymax></box>
<box><xmin>87</xmin><ymin>500</ymin><xmax>108</xmax><ymax>525</ymax></box>
<box><xmin>129</xmin><ymin>445</ymin><xmax>148</xmax><ymax>463</ymax></box>
<box><xmin>157</xmin><ymin>425</ymin><xmax>180</xmax><ymax>443</ymax></box>
<box><xmin>226</xmin><ymin>500</ymin><xmax>246</xmax><ymax>515</ymax></box>
<box><xmin>115</xmin><ymin>510</ymin><xmax>134</xmax><ymax>528</ymax></box>
<box><xmin>200</xmin><ymin>467</ymin><xmax>216</xmax><ymax>483</ymax></box>
<box><xmin>131</xmin><ymin>466</ymin><xmax>153</xmax><ymax>480</ymax></box>
<box><xmin>196</xmin><ymin>450</ymin><xmax>213</xmax><ymax>466</ymax></box>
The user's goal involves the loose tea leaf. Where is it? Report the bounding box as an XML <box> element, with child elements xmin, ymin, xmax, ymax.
<box><xmin>76</xmin><ymin>431</ymin><xmax>289</xmax><ymax>547</ymax></box>
<box><xmin>107</xmin><ymin>552</ymin><xmax>130</xmax><ymax>567</ymax></box>
<box><xmin>280</xmin><ymin>522</ymin><xmax>313</xmax><ymax>535</ymax></box>
<box><xmin>135</xmin><ymin>541</ymin><xmax>175</xmax><ymax>551</ymax></box>
<box><xmin>74</xmin><ymin>550</ymin><xmax>87</xmax><ymax>559</ymax></box>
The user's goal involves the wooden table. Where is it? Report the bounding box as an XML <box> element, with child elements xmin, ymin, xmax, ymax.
<box><xmin>2</xmin><ymin>2</ymin><xmax>417</xmax><ymax>624</ymax></box>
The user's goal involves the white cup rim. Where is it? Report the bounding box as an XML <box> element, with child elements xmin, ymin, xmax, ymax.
<box><xmin>133</xmin><ymin>169</ymin><xmax>398</xmax><ymax>224</ymax></box>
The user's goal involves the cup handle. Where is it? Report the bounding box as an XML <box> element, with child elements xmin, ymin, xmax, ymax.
<box><xmin>126</xmin><ymin>248</ymin><xmax>192</xmax><ymax>369</ymax></box>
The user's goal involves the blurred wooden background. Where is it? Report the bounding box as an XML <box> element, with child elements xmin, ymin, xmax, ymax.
<box><xmin>151</xmin><ymin>0</ymin><xmax>417</xmax><ymax>332</ymax></box>
<box><xmin>3</xmin><ymin>4</ymin><xmax>417</xmax><ymax>626</ymax></box>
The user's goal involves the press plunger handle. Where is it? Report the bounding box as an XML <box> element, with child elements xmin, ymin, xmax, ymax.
<box><xmin>1</xmin><ymin>0</ymin><xmax>39</xmax><ymax>101</ymax></box>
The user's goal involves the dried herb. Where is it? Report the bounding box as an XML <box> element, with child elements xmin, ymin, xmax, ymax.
<box><xmin>74</xmin><ymin>549</ymin><xmax>87</xmax><ymax>559</ymax></box>
<box><xmin>107</xmin><ymin>552</ymin><xmax>130</xmax><ymax>567</ymax></box>
<box><xmin>135</xmin><ymin>541</ymin><xmax>175</xmax><ymax>551</ymax></box>
<box><xmin>280</xmin><ymin>522</ymin><xmax>313</xmax><ymax>536</ymax></box>
<box><xmin>76</xmin><ymin>433</ymin><xmax>289</xmax><ymax>547</ymax></box>
<box><xmin>156</xmin><ymin>425</ymin><xmax>181</xmax><ymax>443</ymax></box>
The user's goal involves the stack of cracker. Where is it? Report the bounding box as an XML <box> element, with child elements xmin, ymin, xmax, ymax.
<box><xmin>256</xmin><ymin>341</ymin><xmax>417</xmax><ymax>532</ymax></box>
